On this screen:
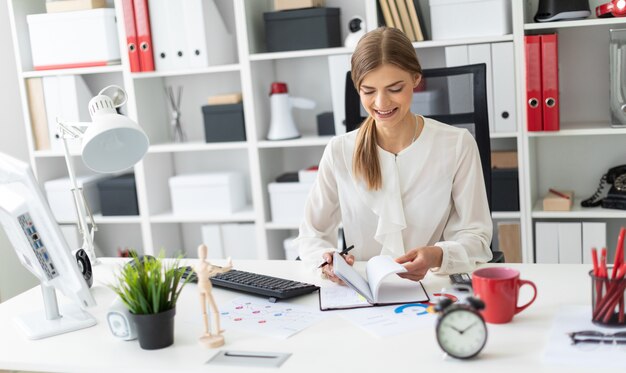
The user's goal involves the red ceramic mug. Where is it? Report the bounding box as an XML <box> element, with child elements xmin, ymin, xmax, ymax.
<box><xmin>472</xmin><ymin>267</ymin><xmax>537</xmax><ymax>324</ymax></box>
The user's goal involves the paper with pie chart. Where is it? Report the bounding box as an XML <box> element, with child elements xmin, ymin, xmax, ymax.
<box><xmin>337</xmin><ymin>302</ymin><xmax>438</xmax><ymax>337</ymax></box>
<box><xmin>219</xmin><ymin>297</ymin><xmax>328</xmax><ymax>339</ymax></box>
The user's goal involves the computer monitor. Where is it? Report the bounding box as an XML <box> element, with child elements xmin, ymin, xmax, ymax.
<box><xmin>0</xmin><ymin>152</ymin><xmax>96</xmax><ymax>339</ymax></box>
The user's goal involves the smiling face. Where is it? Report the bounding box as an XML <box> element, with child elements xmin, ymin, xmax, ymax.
<box><xmin>358</xmin><ymin>64</ymin><xmax>420</xmax><ymax>132</ymax></box>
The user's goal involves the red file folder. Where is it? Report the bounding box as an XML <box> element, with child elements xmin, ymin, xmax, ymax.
<box><xmin>121</xmin><ymin>0</ymin><xmax>140</xmax><ymax>72</ymax></box>
<box><xmin>540</xmin><ymin>34</ymin><xmax>560</xmax><ymax>131</ymax></box>
<box><xmin>525</xmin><ymin>35</ymin><xmax>543</xmax><ymax>132</ymax></box>
<box><xmin>133</xmin><ymin>0</ymin><xmax>155</xmax><ymax>72</ymax></box>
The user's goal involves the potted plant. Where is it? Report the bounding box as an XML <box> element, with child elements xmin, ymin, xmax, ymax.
<box><xmin>110</xmin><ymin>253</ymin><xmax>189</xmax><ymax>350</ymax></box>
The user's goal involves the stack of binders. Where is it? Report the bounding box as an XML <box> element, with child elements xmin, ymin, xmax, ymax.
<box><xmin>121</xmin><ymin>0</ymin><xmax>154</xmax><ymax>72</ymax></box>
<box><xmin>147</xmin><ymin>0</ymin><xmax>236</xmax><ymax>71</ymax></box>
<box><xmin>524</xmin><ymin>34</ymin><xmax>559</xmax><ymax>132</ymax></box>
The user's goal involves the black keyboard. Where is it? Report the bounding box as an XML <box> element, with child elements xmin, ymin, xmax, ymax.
<box><xmin>180</xmin><ymin>267</ymin><xmax>319</xmax><ymax>303</ymax></box>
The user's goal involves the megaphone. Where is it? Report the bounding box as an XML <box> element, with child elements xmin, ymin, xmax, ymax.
<box><xmin>267</xmin><ymin>82</ymin><xmax>315</xmax><ymax>141</ymax></box>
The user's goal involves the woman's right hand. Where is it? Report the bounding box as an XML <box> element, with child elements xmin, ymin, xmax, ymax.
<box><xmin>320</xmin><ymin>251</ymin><xmax>355</xmax><ymax>285</ymax></box>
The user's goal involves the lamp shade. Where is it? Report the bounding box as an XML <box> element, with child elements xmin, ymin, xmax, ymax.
<box><xmin>81</xmin><ymin>94</ymin><xmax>149</xmax><ymax>173</ymax></box>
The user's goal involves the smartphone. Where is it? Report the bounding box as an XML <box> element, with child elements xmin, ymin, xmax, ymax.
<box><xmin>449</xmin><ymin>273</ymin><xmax>472</xmax><ymax>291</ymax></box>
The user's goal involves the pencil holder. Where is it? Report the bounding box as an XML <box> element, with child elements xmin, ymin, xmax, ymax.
<box><xmin>590</xmin><ymin>266</ymin><xmax>626</xmax><ymax>327</ymax></box>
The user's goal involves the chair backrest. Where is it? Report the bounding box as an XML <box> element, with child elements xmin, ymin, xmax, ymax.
<box><xmin>344</xmin><ymin>63</ymin><xmax>492</xmax><ymax>210</ymax></box>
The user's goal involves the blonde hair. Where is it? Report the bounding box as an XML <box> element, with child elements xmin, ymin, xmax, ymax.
<box><xmin>351</xmin><ymin>27</ymin><xmax>422</xmax><ymax>190</ymax></box>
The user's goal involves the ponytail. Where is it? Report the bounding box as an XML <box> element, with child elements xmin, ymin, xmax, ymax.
<box><xmin>353</xmin><ymin>116</ymin><xmax>381</xmax><ymax>190</ymax></box>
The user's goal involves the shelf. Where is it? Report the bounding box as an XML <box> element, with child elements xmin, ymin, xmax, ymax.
<box><xmin>412</xmin><ymin>35</ymin><xmax>514</xmax><ymax>49</ymax></box>
<box><xmin>248</xmin><ymin>35</ymin><xmax>515</xmax><ymax>61</ymax></box>
<box><xmin>21</xmin><ymin>65</ymin><xmax>123</xmax><ymax>78</ymax></box>
<box><xmin>257</xmin><ymin>135</ymin><xmax>333</xmax><ymax>148</ymax></box>
<box><xmin>532</xmin><ymin>199</ymin><xmax>626</xmax><ymax>219</ymax></box>
<box><xmin>131</xmin><ymin>64</ymin><xmax>241</xmax><ymax>79</ymax></box>
<box><xmin>56</xmin><ymin>214</ymin><xmax>141</xmax><ymax>225</ymax></box>
<box><xmin>265</xmin><ymin>222</ymin><xmax>300</xmax><ymax>230</ymax></box>
<box><xmin>149</xmin><ymin>206</ymin><xmax>255</xmax><ymax>223</ymax></box>
<box><xmin>525</xmin><ymin>17</ymin><xmax>626</xmax><ymax>31</ymax></box>
<box><xmin>249</xmin><ymin>47</ymin><xmax>354</xmax><ymax>61</ymax></box>
<box><xmin>148</xmin><ymin>141</ymin><xmax>248</xmax><ymax>153</ymax></box>
<box><xmin>527</xmin><ymin>122</ymin><xmax>626</xmax><ymax>137</ymax></box>
<box><xmin>490</xmin><ymin>132</ymin><xmax>518</xmax><ymax>139</ymax></box>
<box><xmin>492</xmin><ymin>211</ymin><xmax>521</xmax><ymax>219</ymax></box>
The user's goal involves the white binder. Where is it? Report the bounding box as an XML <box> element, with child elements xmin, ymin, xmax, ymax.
<box><xmin>148</xmin><ymin>0</ymin><xmax>176</xmax><ymax>71</ymax></box>
<box><xmin>182</xmin><ymin>0</ymin><xmax>236</xmax><ymax>69</ymax></box>
<box><xmin>491</xmin><ymin>42</ymin><xmax>517</xmax><ymax>133</ymax></box>
<box><xmin>165</xmin><ymin>0</ymin><xmax>188</xmax><ymax>70</ymax></box>
<box><xmin>327</xmin><ymin>54</ymin><xmax>352</xmax><ymax>136</ymax></box>
<box><xmin>535</xmin><ymin>222</ymin><xmax>559</xmax><ymax>264</ymax></box>
<box><xmin>200</xmin><ymin>223</ymin><xmax>257</xmax><ymax>260</ymax></box>
<box><xmin>558</xmin><ymin>222</ymin><xmax>582</xmax><ymax>264</ymax></box>
<box><xmin>444</xmin><ymin>45</ymin><xmax>472</xmax><ymax>115</ymax></box>
<box><xmin>582</xmin><ymin>222</ymin><xmax>606</xmax><ymax>265</ymax></box>
<box><xmin>42</xmin><ymin>76</ymin><xmax>92</xmax><ymax>153</ymax></box>
<box><xmin>468</xmin><ymin>44</ymin><xmax>494</xmax><ymax>134</ymax></box>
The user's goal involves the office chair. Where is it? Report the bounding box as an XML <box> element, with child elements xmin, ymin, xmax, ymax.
<box><xmin>344</xmin><ymin>63</ymin><xmax>505</xmax><ymax>263</ymax></box>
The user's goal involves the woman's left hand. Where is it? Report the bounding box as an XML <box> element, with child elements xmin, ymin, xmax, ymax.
<box><xmin>394</xmin><ymin>246</ymin><xmax>443</xmax><ymax>281</ymax></box>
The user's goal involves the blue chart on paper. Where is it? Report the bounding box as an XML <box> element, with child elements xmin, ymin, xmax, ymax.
<box><xmin>393</xmin><ymin>303</ymin><xmax>429</xmax><ymax>316</ymax></box>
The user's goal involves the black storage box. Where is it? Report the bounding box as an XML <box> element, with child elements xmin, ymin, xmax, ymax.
<box><xmin>202</xmin><ymin>103</ymin><xmax>246</xmax><ymax>143</ymax></box>
<box><xmin>263</xmin><ymin>8</ymin><xmax>341</xmax><ymax>52</ymax></box>
<box><xmin>97</xmin><ymin>173</ymin><xmax>139</xmax><ymax>216</ymax></box>
<box><xmin>491</xmin><ymin>168</ymin><xmax>519</xmax><ymax>212</ymax></box>
<box><xmin>317</xmin><ymin>111</ymin><xmax>335</xmax><ymax>136</ymax></box>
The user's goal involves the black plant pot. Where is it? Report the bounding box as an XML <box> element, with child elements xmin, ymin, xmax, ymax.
<box><xmin>131</xmin><ymin>307</ymin><xmax>176</xmax><ymax>350</ymax></box>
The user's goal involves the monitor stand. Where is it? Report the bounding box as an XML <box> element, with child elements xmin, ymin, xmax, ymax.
<box><xmin>13</xmin><ymin>284</ymin><xmax>96</xmax><ymax>340</ymax></box>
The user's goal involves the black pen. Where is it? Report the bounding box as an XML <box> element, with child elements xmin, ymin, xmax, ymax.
<box><xmin>318</xmin><ymin>245</ymin><xmax>354</xmax><ymax>268</ymax></box>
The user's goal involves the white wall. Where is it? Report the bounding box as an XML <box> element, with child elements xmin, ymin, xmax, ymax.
<box><xmin>0</xmin><ymin>1</ymin><xmax>38</xmax><ymax>301</ymax></box>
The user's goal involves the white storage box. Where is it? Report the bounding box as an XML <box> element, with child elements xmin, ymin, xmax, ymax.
<box><xmin>44</xmin><ymin>175</ymin><xmax>107</xmax><ymax>222</ymax></box>
<box><xmin>429</xmin><ymin>0</ymin><xmax>512</xmax><ymax>40</ymax></box>
<box><xmin>201</xmin><ymin>223</ymin><xmax>257</xmax><ymax>259</ymax></box>
<box><xmin>169</xmin><ymin>172</ymin><xmax>246</xmax><ymax>215</ymax></box>
<box><xmin>283</xmin><ymin>236</ymin><xmax>299</xmax><ymax>260</ymax></box>
<box><xmin>268</xmin><ymin>182</ymin><xmax>314</xmax><ymax>224</ymax></box>
<box><xmin>27</xmin><ymin>8</ymin><xmax>120</xmax><ymax>70</ymax></box>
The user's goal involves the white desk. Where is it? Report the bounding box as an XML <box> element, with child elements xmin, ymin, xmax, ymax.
<box><xmin>0</xmin><ymin>260</ymin><xmax>601</xmax><ymax>372</ymax></box>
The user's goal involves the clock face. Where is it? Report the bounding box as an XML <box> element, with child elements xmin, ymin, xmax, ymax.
<box><xmin>436</xmin><ymin>308</ymin><xmax>487</xmax><ymax>359</ymax></box>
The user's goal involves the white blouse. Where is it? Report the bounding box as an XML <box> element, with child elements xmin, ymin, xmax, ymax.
<box><xmin>296</xmin><ymin>117</ymin><xmax>493</xmax><ymax>274</ymax></box>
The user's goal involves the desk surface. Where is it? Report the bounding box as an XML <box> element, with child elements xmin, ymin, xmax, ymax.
<box><xmin>0</xmin><ymin>259</ymin><xmax>602</xmax><ymax>373</ymax></box>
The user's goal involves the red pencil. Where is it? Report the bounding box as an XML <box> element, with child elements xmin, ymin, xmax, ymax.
<box><xmin>612</xmin><ymin>227</ymin><xmax>625</xmax><ymax>279</ymax></box>
<box><xmin>549</xmin><ymin>188</ymin><xmax>570</xmax><ymax>200</ymax></box>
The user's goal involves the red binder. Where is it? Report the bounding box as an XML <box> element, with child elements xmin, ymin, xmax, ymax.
<box><xmin>133</xmin><ymin>0</ymin><xmax>155</xmax><ymax>72</ymax></box>
<box><xmin>524</xmin><ymin>35</ymin><xmax>543</xmax><ymax>132</ymax></box>
<box><xmin>540</xmin><ymin>34</ymin><xmax>560</xmax><ymax>131</ymax></box>
<box><xmin>121</xmin><ymin>0</ymin><xmax>140</xmax><ymax>72</ymax></box>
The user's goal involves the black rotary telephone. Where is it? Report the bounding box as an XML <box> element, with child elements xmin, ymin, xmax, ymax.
<box><xmin>581</xmin><ymin>165</ymin><xmax>626</xmax><ymax>210</ymax></box>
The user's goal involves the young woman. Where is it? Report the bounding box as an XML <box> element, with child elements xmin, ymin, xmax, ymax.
<box><xmin>296</xmin><ymin>27</ymin><xmax>492</xmax><ymax>283</ymax></box>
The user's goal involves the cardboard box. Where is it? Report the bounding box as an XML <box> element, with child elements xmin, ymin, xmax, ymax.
<box><xmin>268</xmin><ymin>182</ymin><xmax>314</xmax><ymax>223</ymax></box>
<box><xmin>169</xmin><ymin>173</ymin><xmax>246</xmax><ymax>215</ymax></box>
<box><xmin>543</xmin><ymin>190</ymin><xmax>574</xmax><ymax>211</ymax></box>
<box><xmin>44</xmin><ymin>174</ymin><xmax>107</xmax><ymax>222</ymax></box>
<box><xmin>491</xmin><ymin>151</ymin><xmax>518</xmax><ymax>169</ymax></box>
<box><xmin>27</xmin><ymin>8</ymin><xmax>120</xmax><ymax>70</ymax></box>
<box><xmin>429</xmin><ymin>0</ymin><xmax>512</xmax><ymax>40</ymax></box>
<box><xmin>274</xmin><ymin>0</ymin><xmax>324</xmax><ymax>11</ymax></box>
<box><xmin>497</xmin><ymin>222</ymin><xmax>522</xmax><ymax>263</ymax></box>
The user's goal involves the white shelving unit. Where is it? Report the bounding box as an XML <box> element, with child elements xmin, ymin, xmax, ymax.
<box><xmin>7</xmin><ymin>0</ymin><xmax>625</xmax><ymax>262</ymax></box>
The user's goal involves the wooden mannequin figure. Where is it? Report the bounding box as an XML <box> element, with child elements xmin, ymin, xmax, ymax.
<box><xmin>194</xmin><ymin>244</ymin><xmax>233</xmax><ymax>348</ymax></box>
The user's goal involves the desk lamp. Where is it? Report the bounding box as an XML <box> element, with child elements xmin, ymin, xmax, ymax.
<box><xmin>57</xmin><ymin>85</ymin><xmax>149</xmax><ymax>265</ymax></box>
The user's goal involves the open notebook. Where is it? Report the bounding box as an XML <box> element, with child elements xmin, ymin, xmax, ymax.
<box><xmin>319</xmin><ymin>252</ymin><xmax>429</xmax><ymax>311</ymax></box>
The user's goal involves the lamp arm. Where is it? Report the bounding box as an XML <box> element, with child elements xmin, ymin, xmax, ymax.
<box><xmin>57</xmin><ymin>120</ymin><xmax>90</xmax><ymax>139</ymax></box>
<box><xmin>61</xmin><ymin>136</ymin><xmax>99</xmax><ymax>264</ymax></box>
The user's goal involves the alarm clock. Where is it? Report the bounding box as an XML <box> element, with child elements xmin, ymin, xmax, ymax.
<box><xmin>434</xmin><ymin>297</ymin><xmax>487</xmax><ymax>360</ymax></box>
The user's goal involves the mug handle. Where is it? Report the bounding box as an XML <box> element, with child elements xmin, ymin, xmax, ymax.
<box><xmin>514</xmin><ymin>279</ymin><xmax>537</xmax><ymax>315</ymax></box>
